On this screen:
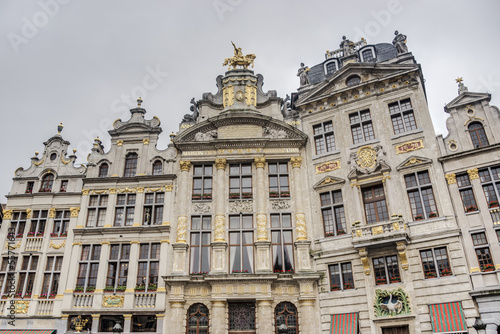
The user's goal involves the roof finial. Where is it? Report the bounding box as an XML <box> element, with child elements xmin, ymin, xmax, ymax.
<box><xmin>57</xmin><ymin>122</ymin><xmax>64</xmax><ymax>135</ymax></box>
<box><xmin>456</xmin><ymin>77</ymin><xmax>468</xmax><ymax>95</ymax></box>
<box><xmin>137</xmin><ymin>97</ymin><xmax>143</xmax><ymax>107</ymax></box>
<box><xmin>456</xmin><ymin>77</ymin><xmax>463</xmax><ymax>83</ymax></box>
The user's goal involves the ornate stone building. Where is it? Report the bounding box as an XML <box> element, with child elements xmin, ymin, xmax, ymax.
<box><xmin>0</xmin><ymin>35</ymin><xmax>498</xmax><ymax>334</ymax></box>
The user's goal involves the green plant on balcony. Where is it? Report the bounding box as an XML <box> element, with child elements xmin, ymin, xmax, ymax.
<box><xmin>191</xmin><ymin>194</ymin><xmax>201</xmax><ymax>200</ymax></box>
<box><xmin>488</xmin><ymin>200</ymin><xmax>499</xmax><ymax>208</ymax></box>
<box><xmin>330</xmin><ymin>285</ymin><xmax>340</xmax><ymax>291</ymax></box>
<box><xmin>389</xmin><ymin>275</ymin><xmax>401</xmax><ymax>283</ymax></box>
<box><xmin>85</xmin><ymin>286</ymin><xmax>95</xmax><ymax>293</ymax></box>
<box><xmin>116</xmin><ymin>285</ymin><xmax>126</xmax><ymax>292</ymax></box>
<box><xmin>337</xmin><ymin>230</ymin><xmax>346</xmax><ymax>235</ymax></box>
<box><xmin>413</xmin><ymin>215</ymin><xmax>424</xmax><ymax>221</ymax></box>
<box><xmin>440</xmin><ymin>268</ymin><xmax>452</xmax><ymax>276</ymax></box>
<box><xmin>229</xmin><ymin>193</ymin><xmax>240</xmax><ymax>199</ymax></box>
<box><xmin>148</xmin><ymin>283</ymin><xmax>157</xmax><ymax>291</ymax></box>
<box><xmin>325</xmin><ymin>232</ymin><xmax>334</xmax><ymax>237</ymax></box>
<box><xmin>242</xmin><ymin>192</ymin><xmax>252</xmax><ymax>198</ymax></box>
<box><xmin>134</xmin><ymin>284</ymin><xmax>145</xmax><ymax>292</ymax></box>
<box><xmin>375</xmin><ymin>277</ymin><xmax>387</xmax><ymax>285</ymax></box>
<box><xmin>424</xmin><ymin>271</ymin><xmax>437</xmax><ymax>279</ymax></box>
<box><xmin>428</xmin><ymin>212</ymin><xmax>438</xmax><ymax>218</ymax></box>
<box><xmin>74</xmin><ymin>286</ymin><xmax>84</xmax><ymax>292</ymax></box>
<box><xmin>269</xmin><ymin>191</ymin><xmax>279</xmax><ymax>198</ymax></box>
<box><xmin>104</xmin><ymin>286</ymin><xmax>114</xmax><ymax>292</ymax></box>
<box><xmin>343</xmin><ymin>283</ymin><xmax>354</xmax><ymax>290</ymax></box>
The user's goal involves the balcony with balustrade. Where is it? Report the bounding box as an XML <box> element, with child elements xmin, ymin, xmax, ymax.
<box><xmin>351</xmin><ymin>214</ymin><xmax>410</xmax><ymax>249</ymax></box>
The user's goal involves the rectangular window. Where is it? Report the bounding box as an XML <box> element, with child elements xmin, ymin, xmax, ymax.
<box><xmin>420</xmin><ymin>247</ymin><xmax>452</xmax><ymax>279</ymax></box>
<box><xmin>350</xmin><ymin>110</ymin><xmax>375</xmax><ymax>144</ymax></box>
<box><xmin>86</xmin><ymin>195</ymin><xmax>108</xmax><ymax>227</ymax></box>
<box><xmin>192</xmin><ymin>164</ymin><xmax>213</xmax><ymax>200</ymax></box>
<box><xmin>329</xmin><ymin>262</ymin><xmax>354</xmax><ymax>291</ymax></box>
<box><xmin>320</xmin><ymin>190</ymin><xmax>347</xmax><ymax>237</ymax></box>
<box><xmin>26</xmin><ymin>181</ymin><xmax>34</xmax><ymax>194</ymax></box>
<box><xmin>373</xmin><ymin>255</ymin><xmax>401</xmax><ymax>285</ymax></box>
<box><xmin>52</xmin><ymin>210</ymin><xmax>70</xmax><ymax>237</ymax></box>
<box><xmin>40</xmin><ymin>256</ymin><xmax>63</xmax><ymax>298</ymax></box>
<box><xmin>362</xmin><ymin>184</ymin><xmax>389</xmax><ymax>224</ymax></box>
<box><xmin>389</xmin><ymin>99</ymin><xmax>417</xmax><ymax>134</ymax></box>
<box><xmin>114</xmin><ymin>194</ymin><xmax>136</xmax><ymax>226</ymax></box>
<box><xmin>132</xmin><ymin>315</ymin><xmax>157</xmax><ymax>332</ymax></box>
<box><xmin>479</xmin><ymin>166</ymin><xmax>500</xmax><ymax>208</ymax></box>
<box><xmin>106</xmin><ymin>244</ymin><xmax>130</xmax><ymax>292</ymax></box>
<box><xmin>190</xmin><ymin>216</ymin><xmax>211</xmax><ymax>274</ymax></box>
<box><xmin>313</xmin><ymin>121</ymin><xmax>336</xmax><ymax>154</ymax></box>
<box><xmin>271</xmin><ymin>213</ymin><xmax>294</xmax><ymax>273</ymax></box>
<box><xmin>269</xmin><ymin>162</ymin><xmax>290</xmax><ymax>198</ymax></box>
<box><xmin>471</xmin><ymin>232</ymin><xmax>495</xmax><ymax>272</ymax></box>
<box><xmin>229</xmin><ymin>214</ymin><xmax>254</xmax><ymax>273</ymax></box>
<box><xmin>29</xmin><ymin>210</ymin><xmax>48</xmax><ymax>237</ymax></box>
<box><xmin>457</xmin><ymin>174</ymin><xmax>478</xmax><ymax>212</ymax></box>
<box><xmin>10</xmin><ymin>212</ymin><xmax>27</xmax><ymax>238</ymax></box>
<box><xmin>124</xmin><ymin>154</ymin><xmax>138</xmax><ymax>177</ymax></box>
<box><xmin>60</xmin><ymin>180</ymin><xmax>68</xmax><ymax>192</ymax></box>
<box><xmin>16</xmin><ymin>255</ymin><xmax>38</xmax><ymax>297</ymax></box>
<box><xmin>229</xmin><ymin>164</ymin><xmax>252</xmax><ymax>200</ymax></box>
<box><xmin>143</xmin><ymin>192</ymin><xmax>164</xmax><ymax>225</ymax></box>
<box><xmin>0</xmin><ymin>256</ymin><xmax>17</xmax><ymax>295</ymax></box>
<box><xmin>405</xmin><ymin>171</ymin><xmax>438</xmax><ymax>220</ymax></box>
<box><xmin>76</xmin><ymin>245</ymin><xmax>101</xmax><ymax>290</ymax></box>
<box><xmin>137</xmin><ymin>243</ymin><xmax>160</xmax><ymax>291</ymax></box>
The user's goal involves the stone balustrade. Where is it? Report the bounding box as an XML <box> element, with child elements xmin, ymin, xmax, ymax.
<box><xmin>134</xmin><ymin>292</ymin><xmax>156</xmax><ymax>308</ymax></box>
<box><xmin>490</xmin><ymin>208</ymin><xmax>500</xmax><ymax>225</ymax></box>
<box><xmin>36</xmin><ymin>299</ymin><xmax>54</xmax><ymax>315</ymax></box>
<box><xmin>351</xmin><ymin>215</ymin><xmax>409</xmax><ymax>248</ymax></box>
<box><xmin>25</xmin><ymin>237</ymin><xmax>43</xmax><ymax>251</ymax></box>
<box><xmin>73</xmin><ymin>293</ymin><xmax>93</xmax><ymax>308</ymax></box>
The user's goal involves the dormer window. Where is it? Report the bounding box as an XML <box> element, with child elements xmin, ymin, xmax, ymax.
<box><xmin>124</xmin><ymin>153</ymin><xmax>138</xmax><ymax>177</ymax></box>
<box><xmin>152</xmin><ymin>160</ymin><xmax>162</xmax><ymax>175</ymax></box>
<box><xmin>40</xmin><ymin>174</ymin><xmax>54</xmax><ymax>192</ymax></box>
<box><xmin>99</xmin><ymin>163</ymin><xmax>109</xmax><ymax>178</ymax></box>
<box><xmin>346</xmin><ymin>75</ymin><xmax>361</xmax><ymax>87</ymax></box>
<box><xmin>468</xmin><ymin>122</ymin><xmax>489</xmax><ymax>148</ymax></box>
<box><xmin>324</xmin><ymin>59</ymin><xmax>339</xmax><ymax>76</ymax></box>
<box><xmin>361</xmin><ymin>49</ymin><xmax>375</xmax><ymax>62</ymax></box>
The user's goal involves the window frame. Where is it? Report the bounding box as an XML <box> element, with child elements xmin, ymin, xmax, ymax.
<box><xmin>468</xmin><ymin>122</ymin><xmax>489</xmax><ymax>148</ymax></box>
<box><xmin>456</xmin><ymin>173</ymin><xmax>478</xmax><ymax>212</ymax></box>
<box><xmin>328</xmin><ymin>262</ymin><xmax>354</xmax><ymax>291</ymax></box>
<box><xmin>192</xmin><ymin>164</ymin><xmax>213</xmax><ymax>201</ymax></box>
<box><xmin>420</xmin><ymin>247</ymin><xmax>452</xmax><ymax>279</ymax></box>
<box><xmin>373</xmin><ymin>255</ymin><xmax>401</xmax><ymax>285</ymax></box>
<box><xmin>349</xmin><ymin>109</ymin><xmax>375</xmax><ymax>144</ymax></box>
<box><xmin>471</xmin><ymin>232</ymin><xmax>495</xmax><ymax>272</ymax></box>
<box><xmin>275</xmin><ymin>302</ymin><xmax>299</xmax><ymax>334</ymax></box>
<box><xmin>229</xmin><ymin>163</ymin><xmax>253</xmax><ymax>200</ymax></box>
<box><xmin>0</xmin><ymin>256</ymin><xmax>17</xmax><ymax>295</ymax></box>
<box><xmin>132</xmin><ymin>315</ymin><xmax>157</xmax><ymax>333</ymax></box>
<box><xmin>404</xmin><ymin>170</ymin><xmax>438</xmax><ymax>220</ymax></box>
<box><xmin>114</xmin><ymin>193</ymin><xmax>136</xmax><ymax>227</ymax></box>
<box><xmin>320</xmin><ymin>189</ymin><xmax>347</xmax><ymax>237</ymax></box>
<box><xmin>40</xmin><ymin>256</ymin><xmax>63</xmax><ymax>298</ymax></box>
<box><xmin>362</xmin><ymin>184</ymin><xmax>389</xmax><ymax>224</ymax></box>
<box><xmin>10</xmin><ymin>212</ymin><xmax>27</xmax><ymax>238</ymax></box>
<box><xmin>137</xmin><ymin>243</ymin><xmax>160</xmax><ymax>291</ymax></box>
<box><xmin>268</xmin><ymin>162</ymin><xmax>290</xmax><ymax>198</ymax></box>
<box><xmin>76</xmin><ymin>245</ymin><xmax>101</xmax><ymax>290</ymax></box>
<box><xmin>270</xmin><ymin>213</ymin><xmax>294</xmax><ymax>273</ymax></box>
<box><xmin>229</xmin><ymin>214</ymin><xmax>254</xmax><ymax>273</ymax></box>
<box><xmin>39</xmin><ymin>173</ymin><xmax>54</xmax><ymax>192</ymax></box>
<box><xmin>106</xmin><ymin>244</ymin><xmax>131</xmax><ymax>292</ymax></box>
<box><xmin>190</xmin><ymin>216</ymin><xmax>212</xmax><ymax>274</ymax></box>
<box><xmin>99</xmin><ymin>163</ymin><xmax>109</xmax><ymax>178</ymax></box>
<box><xmin>52</xmin><ymin>210</ymin><xmax>70</xmax><ymax>237</ymax></box>
<box><xmin>29</xmin><ymin>210</ymin><xmax>48</xmax><ymax>237</ymax></box>
<box><xmin>388</xmin><ymin>98</ymin><xmax>417</xmax><ymax>134</ymax></box>
<box><xmin>186</xmin><ymin>303</ymin><xmax>209</xmax><ymax>334</ymax></box>
<box><xmin>152</xmin><ymin>160</ymin><xmax>163</xmax><ymax>175</ymax></box>
<box><xmin>313</xmin><ymin>121</ymin><xmax>336</xmax><ymax>155</ymax></box>
<box><xmin>143</xmin><ymin>192</ymin><xmax>164</xmax><ymax>226</ymax></box>
<box><xmin>16</xmin><ymin>255</ymin><xmax>39</xmax><ymax>298</ymax></box>
<box><xmin>479</xmin><ymin>166</ymin><xmax>500</xmax><ymax>209</ymax></box>
<box><xmin>124</xmin><ymin>153</ymin><xmax>138</xmax><ymax>177</ymax></box>
<box><xmin>86</xmin><ymin>194</ymin><xmax>108</xmax><ymax>227</ymax></box>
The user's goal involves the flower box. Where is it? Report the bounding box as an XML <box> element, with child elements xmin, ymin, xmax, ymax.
<box><xmin>242</xmin><ymin>192</ymin><xmax>253</xmax><ymax>199</ymax></box>
<box><xmin>1</xmin><ymin>295</ymin><xmax>9</xmax><ymax>299</ymax></box>
<box><xmin>344</xmin><ymin>283</ymin><xmax>354</xmax><ymax>290</ymax></box>
<box><xmin>148</xmin><ymin>284</ymin><xmax>157</xmax><ymax>291</ymax></box>
<box><xmin>16</xmin><ymin>233</ymin><xmax>23</xmax><ymax>238</ymax></box>
<box><xmin>14</xmin><ymin>294</ymin><xmax>22</xmax><ymax>299</ymax></box>
<box><xmin>488</xmin><ymin>200</ymin><xmax>499</xmax><ymax>208</ymax></box>
<box><xmin>39</xmin><ymin>188</ymin><xmax>52</xmax><ymax>193</ymax></box>
<box><xmin>116</xmin><ymin>286</ymin><xmax>126</xmax><ymax>292</ymax></box>
<box><xmin>190</xmin><ymin>272</ymin><xmax>208</xmax><ymax>275</ymax></box>
<box><xmin>36</xmin><ymin>232</ymin><xmax>44</xmax><ymax>237</ymax></box>
<box><xmin>232</xmin><ymin>270</ymin><xmax>249</xmax><ymax>273</ymax></box>
<box><xmin>389</xmin><ymin>276</ymin><xmax>401</xmax><ymax>283</ymax></box>
<box><xmin>134</xmin><ymin>285</ymin><xmax>145</xmax><ymax>292</ymax></box>
<box><xmin>280</xmin><ymin>191</ymin><xmax>290</xmax><ymax>197</ymax></box>
<box><xmin>50</xmin><ymin>233</ymin><xmax>58</xmax><ymax>237</ymax></box>
<box><xmin>191</xmin><ymin>194</ymin><xmax>201</xmax><ymax>200</ymax></box>
<box><xmin>440</xmin><ymin>268</ymin><xmax>452</xmax><ymax>276</ymax></box>
<box><xmin>85</xmin><ymin>287</ymin><xmax>95</xmax><ymax>293</ymax></box>
<box><xmin>428</xmin><ymin>212</ymin><xmax>438</xmax><ymax>218</ymax></box>
<box><xmin>482</xmin><ymin>264</ymin><xmax>495</xmax><ymax>272</ymax></box>
<box><xmin>60</xmin><ymin>233</ymin><xmax>67</xmax><ymax>238</ymax></box>
<box><xmin>466</xmin><ymin>205</ymin><xmax>478</xmax><ymax>212</ymax></box>
<box><xmin>414</xmin><ymin>215</ymin><xmax>424</xmax><ymax>221</ymax></box>
<box><xmin>229</xmin><ymin>193</ymin><xmax>240</xmax><ymax>199</ymax></box>
<box><xmin>269</xmin><ymin>191</ymin><xmax>279</xmax><ymax>198</ymax></box>
<box><xmin>104</xmin><ymin>286</ymin><xmax>115</xmax><ymax>292</ymax></box>
<box><xmin>24</xmin><ymin>293</ymin><xmax>32</xmax><ymax>298</ymax></box>
<box><xmin>74</xmin><ymin>286</ymin><xmax>84</xmax><ymax>292</ymax></box>
<box><xmin>331</xmin><ymin>285</ymin><xmax>340</xmax><ymax>291</ymax></box>
<box><xmin>27</xmin><ymin>232</ymin><xmax>35</xmax><ymax>237</ymax></box>
<box><xmin>375</xmin><ymin>278</ymin><xmax>387</xmax><ymax>285</ymax></box>
<box><xmin>202</xmin><ymin>193</ymin><xmax>212</xmax><ymax>200</ymax></box>
<box><xmin>425</xmin><ymin>272</ymin><xmax>437</xmax><ymax>278</ymax></box>
<box><xmin>325</xmin><ymin>232</ymin><xmax>334</xmax><ymax>237</ymax></box>
<box><xmin>274</xmin><ymin>269</ymin><xmax>294</xmax><ymax>273</ymax></box>
<box><xmin>337</xmin><ymin>230</ymin><xmax>346</xmax><ymax>235</ymax></box>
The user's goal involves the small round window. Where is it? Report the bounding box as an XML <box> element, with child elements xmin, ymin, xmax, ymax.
<box><xmin>466</xmin><ymin>109</ymin><xmax>474</xmax><ymax>116</ymax></box>
<box><xmin>346</xmin><ymin>75</ymin><xmax>361</xmax><ymax>87</ymax></box>
<box><xmin>50</xmin><ymin>153</ymin><xmax>57</xmax><ymax>161</ymax></box>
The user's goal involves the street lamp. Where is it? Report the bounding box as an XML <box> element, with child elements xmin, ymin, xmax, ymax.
<box><xmin>473</xmin><ymin>317</ymin><xmax>487</xmax><ymax>334</ymax></box>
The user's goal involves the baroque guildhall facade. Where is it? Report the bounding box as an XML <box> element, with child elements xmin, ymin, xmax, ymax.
<box><xmin>1</xmin><ymin>33</ymin><xmax>499</xmax><ymax>334</ymax></box>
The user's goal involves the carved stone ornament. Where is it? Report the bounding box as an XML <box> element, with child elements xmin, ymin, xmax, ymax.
<box><xmin>50</xmin><ymin>240</ymin><xmax>66</xmax><ymax>249</ymax></box>
<box><xmin>26</xmin><ymin>209</ymin><xmax>32</xmax><ymax>219</ymax></box>
<box><xmin>290</xmin><ymin>157</ymin><xmax>302</xmax><ymax>168</ymax></box>
<box><xmin>176</xmin><ymin>216</ymin><xmax>188</xmax><ymax>243</ymax></box>
<box><xmin>374</xmin><ymin>288</ymin><xmax>411</xmax><ymax>317</ymax></box>
<box><xmin>15</xmin><ymin>300</ymin><xmax>30</xmax><ymax>314</ymax></box>
<box><xmin>467</xmin><ymin>168</ymin><xmax>479</xmax><ymax>180</ymax></box>
<box><xmin>193</xmin><ymin>203</ymin><xmax>211</xmax><ymax>214</ymax></box>
<box><xmin>295</xmin><ymin>212</ymin><xmax>308</xmax><ymax>241</ymax></box>
<box><xmin>3</xmin><ymin>209</ymin><xmax>12</xmax><ymax>220</ymax></box>
<box><xmin>229</xmin><ymin>200</ymin><xmax>253</xmax><ymax>213</ymax></box>
<box><xmin>271</xmin><ymin>200</ymin><xmax>291</xmax><ymax>211</ymax></box>
<box><xmin>223</xmin><ymin>85</ymin><xmax>235</xmax><ymax>108</ymax></box>
<box><xmin>70</xmin><ymin>207</ymin><xmax>80</xmax><ymax>218</ymax></box>
<box><xmin>195</xmin><ymin>130</ymin><xmax>218</xmax><ymax>141</ymax></box>
<box><xmin>445</xmin><ymin>173</ymin><xmax>456</xmax><ymax>184</ymax></box>
<box><xmin>102</xmin><ymin>295</ymin><xmax>124</xmax><ymax>308</ymax></box>
<box><xmin>179</xmin><ymin>161</ymin><xmax>191</xmax><ymax>172</ymax></box>
<box><xmin>215</xmin><ymin>158</ymin><xmax>227</xmax><ymax>170</ymax></box>
<box><xmin>256</xmin><ymin>213</ymin><xmax>268</xmax><ymax>241</ymax></box>
<box><xmin>358</xmin><ymin>248</ymin><xmax>370</xmax><ymax>275</ymax></box>
<box><xmin>49</xmin><ymin>208</ymin><xmax>56</xmax><ymax>218</ymax></box>
<box><xmin>254</xmin><ymin>157</ymin><xmax>266</xmax><ymax>169</ymax></box>
<box><xmin>349</xmin><ymin>145</ymin><xmax>389</xmax><ymax>174</ymax></box>
<box><xmin>214</xmin><ymin>214</ymin><xmax>226</xmax><ymax>242</ymax></box>
<box><xmin>264</xmin><ymin>126</ymin><xmax>288</xmax><ymax>139</ymax></box>
<box><xmin>245</xmin><ymin>84</ymin><xmax>257</xmax><ymax>106</ymax></box>
<box><xmin>397</xmin><ymin>242</ymin><xmax>409</xmax><ymax>270</ymax></box>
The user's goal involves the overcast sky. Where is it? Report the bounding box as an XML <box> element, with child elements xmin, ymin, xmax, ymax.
<box><xmin>1</xmin><ymin>0</ymin><xmax>499</xmax><ymax>202</ymax></box>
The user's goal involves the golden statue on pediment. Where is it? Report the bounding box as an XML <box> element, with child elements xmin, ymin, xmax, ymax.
<box><xmin>223</xmin><ymin>42</ymin><xmax>256</xmax><ymax>70</ymax></box>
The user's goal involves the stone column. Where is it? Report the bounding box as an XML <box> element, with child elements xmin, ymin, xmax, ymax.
<box><xmin>299</xmin><ymin>299</ymin><xmax>317</xmax><ymax>333</ymax></box>
<box><xmin>94</xmin><ymin>241</ymin><xmax>110</xmax><ymax>310</ymax></box>
<box><xmin>172</xmin><ymin>161</ymin><xmax>191</xmax><ymax>275</ymax></box>
<box><xmin>256</xmin><ymin>299</ymin><xmax>273</xmax><ymax>333</ymax></box>
<box><xmin>77</xmin><ymin>190</ymin><xmax>90</xmax><ymax>228</ymax></box>
<box><xmin>91</xmin><ymin>314</ymin><xmax>100</xmax><ymax>333</ymax></box>
<box><xmin>156</xmin><ymin>314</ymin><xmax>165</xmax><ymax>334</ymax></box>
<box><xmin>211</xmin><ymin>300</ymin><xmax>227</xmax><ymax>334</ymax></box>
<box><xmin>123</xmin><ymin>314</ymin><xmax>132</xmax><ymax>333</ymax></box>
<box><xmin>467</xmin><ymin>168</ymin><xmax>487</xmax><ymax>210</ymax></box>
<box><xmin>63</xmin><ymin>242</ymin><xmax>82</xmax><ymax>309</ymax></box>
<box><xmin>124</xmin><ymin>241</ymin><xmax>140</xmax><ymax>309</ymax></box>
<box><xmin>291</xmin><ymin>157</ymin><xmax>312</xmax><ymax>272</ymax></box>
<box><xmin>133</xmin><ymin>187</ymin><xmax>145</xmax><ymax>226</ymax></box>
<box><xmin>169</xmin><ymin>301</ymin><xmax>186</xmax><ymax>334</ymax></box>
<box><xmin>212</xmin><ymin>159</ymin><xmax>228</xmax><ymax>274</ymax></box>
<box><xmin>254</xmin><ymin>157</ymin><xmax>272</xmax><ymax>273</ymax></box>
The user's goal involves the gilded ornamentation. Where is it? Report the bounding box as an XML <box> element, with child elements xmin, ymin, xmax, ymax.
<box><xmin>15</xmin><ymin>300</ymin><xmax>30</xmax><ymax>314</ymax></box>
<box><xmin>372</xmin><ymin>226</ymin><xmax>384</xmax><ymax>235</ymax></box>
<box><xmin>349</xmin><ymin>145</ymin><xmax>389</xmax><ymax>174</ymax></box>
<box><xmin>295</xmin><ymin>212</ymin><xmax>308</xmax><ymax>241</ymax></box>
<box><xmin>395</xmin><ymin>140</ymin><xmax>424</xmax><ymax>154</ymax></box>
<box><xmin>49</xmin><ymin>208</ymin><xmax>56</xmax><ymax>218</ymax></box>
<box><xmin>3</xmin><ymin>209</ymin><xmax>12</xmax><ymax>220</ymax></box>
<box><xmin>229</xmin><ymin>200</ymin><xmax>253</xmax><ymax>213</ymax></box>
<box><xmin>271</xmin><ymin>200</ymin><xmax>290</xmax><ymax>211</ymax></box>
<box><xmin>357</xmin><ymin>146</ymin><xmax>377</xmax><ymax>169</ymax></box>
<box><xmin>256</xmin><ymin>213</ymin><xmax>268</xmax><ymax>241</ymax></box>
<box><xmin>245</xmin><ymin>85</ymin><xmax>257</xmax><ymax>106</ymax></box>
<box><xmin>91</xmin><ymin>189</ymin><xmax>108</xmax><ymax>195</ymax></box>
<box><xmin>215</xmin><ymin>158</ymin><xmax>227</xmax><ymax>170</ymax></box>
<box><xmin>179</xmin><ymin>161</ymin><xmax>191</xmax><ymax>172</ymax></box>
<box><xmin>70</xmin><ymin>207</ymin><xmax>80</xmax><ymax>218</ymax></box>
<box><xmin>222</xmin><ymin>42</ymin><xmax>256</xmax><ymax>70</ymax></box>
<box><xmin>164</xmin><ymin>185</ymin><xmax>173</xmax><ymax>192</ymax></box>
<box><xmin>445</xmin><ymin>173</ymin><xmax>456</xmax><ymax>184</ymax></box>
<box><xmin>290</xmin><ymin>157</ymin><xmax>302</xmax><ymax>168</ymax></box>
<box><xmin>61</xmin><ymin>154</ymin><xmax>71</xmax><ymax>165</ymax></box>
<box><xmin>397</xmin><ymin>242</ymin><xmax>409</xmax><ymax>270</ymax></box>
<box><xmin>467</xmin><ymin>168</ymin><xmax>479</xmax><ymax>180</ymax></box>
<box><xmin>109</xmin><ymin>188</ymin><xmax>116</xmax><ymax>194</ymax></box>
<box><xmin>404</xmin><ymin>157</ymin><xmax>423</xmax><ymax>166</ymax></box>
<box><xmin>33</xmin><ymin>157</ymin><xmax>45</xmax><ymax>166</ymax></box>
<box><xmin>102</xmin><ymin>295</ymin><xmax>124</xmax><ymax>308</ymax></box>
<box><xmin>117</xmin><ymin>188</ymin><xmax>136</xmax><ymax>193</ymax></box>
<box><xmin>136</xmin><ymin>187</ymin><xmax>144</xmax><ymax>193</ymax></box>
<box><xmin>223</xmin><ymin>85</ymin><xmax>235</xmax><ymax>108</ymax></box>
<box><xmin>176</xmin><ymin>216</ymin><xmax>188</xmax><ymax>243</ymax></box>
<box><xmin>359</xmin><ymin>248</ymin><xmax>370</xmax><ymax>275</ymax></box>
<box><xmin>374</xmin><ymin>288</ymin><xmax>411</xmax><ymax>317</ymax></box>
<box><xmin>50</xmin><ymin>240</ymin><xmax>66</xmax><ymax>249</ymax></box>
<box><xmin>315</xmin><ymin>161</ymin><xmax>340</xmax><ymax>174</ymax></box>
<box><xmin>254</xmin><ymin>157</ymin><xmax>266</xmax><ymax>169</ymax></box>
<box><xmin>5</xmin><ymin>241</ymin><xmax>21</xmax><ymax>249</ymax></box>
<box><xmin>117</xmin><ymin>140</ymin><xmax>123</xmax><ymax>146</ymax></box>
<box><xmin>143</xmin><ymin>138</ymin><xmax>150</xmax><ymax>145</ymax></box>
<box><xmin>26</xmin><ymin>209</ymin><xmax>32</xmax><ymax>219</ymax></box>
<box><xmin>82</xmin><ymin>189</ymin><xmax>90</xmax><ymax>195</ymax></box>
<box><xmin>214</xmin><ymin>214</ymin><xmax>226</xmax><ymax>242</ymax></box>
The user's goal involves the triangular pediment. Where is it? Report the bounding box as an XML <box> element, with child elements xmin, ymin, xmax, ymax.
<box><xmin>313</xmin><ymin>175</ymin><xmax>345</xmax><ymax>190</ymax></box>
<box><xmin>296</xmin><ymin>63</ymin><xmax>420</xmax><ymax>107</ymax></box>
<box><xmin>445</xmin><ymin>92</ymin><xmax>491</xmax><ymax>112</ymax></box>
<box><xmin>396</xmin><ymin>155</ymin><xmax>433</xmax><ymax>171</ymax></box>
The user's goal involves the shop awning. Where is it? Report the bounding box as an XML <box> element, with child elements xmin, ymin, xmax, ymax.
<box><xmin>330</xmin><ymin>312</ymin><xmax>358</xmax><ymax>334</ymax></box>
<box><xmin>0</xmin><ymin>331</ymin><xmax>55</xmax><ymax>334</ymax></box>
<box><xmin>429</xmin><ymin>301</ymin><xmax>467</xmax><ymax>333</ymax></box>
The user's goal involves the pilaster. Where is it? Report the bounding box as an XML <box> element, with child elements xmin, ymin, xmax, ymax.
<box><xmin>256</xmin><ymin>299</ymin><xmax>273</xmax><ymax>333</ymax></box>
<box><xmin>211</xmin><ymin>300</ymin><xmax>227</xmax><ymax>334</ymax></box>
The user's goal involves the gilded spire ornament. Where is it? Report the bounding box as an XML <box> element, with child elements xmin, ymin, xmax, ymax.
<box><xmin>222</xmin><ymin>42</ymin><xmax>256</xmax><ymax>70</ymax></box>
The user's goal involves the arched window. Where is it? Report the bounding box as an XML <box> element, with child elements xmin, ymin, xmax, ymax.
<box><xmin>362</xmin><ymin>49</ymin><xmax>375</xmax><ymax>62</ymax></box>
<box><xmin>40</xmin><ymin>173</ymin><xmax>54</xmax><ymax>192</ymax></box>
<box><xmin>275</xmin><ymin>302</ymin><xmax>298</xmax><ymax>334</ymax></box>
<box><xmin>346</xmin><ymin>75</ymin><xmax>361</xmax><ymax>87</ymax></box>
<box><xmin>326</xmin><ymin>62</ymin><xmax>337</xmax><ymax>75</ymax></box>
<box><xmin>469</xmin><ymin>122</ymin><xmax>489</xmax><ymax>148</ymax></box>
<box><xmin>187</xmin><ymin>303</ymin><xmax>209</xmax><ymax>334</ymax></box>
<box><xmin>124</xmin><ymin>153</ymin><xmax>138</xmax><ymax>177</ymax></box>
<box><xmin>99</xmin><ymin>163</ymin><xmax>109</xmax><ymax>178</ymax></box>
<box><xmin>152</xmin><ymin>160</ymin><xmax>162</xmax><ymax>175</ymax></box>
